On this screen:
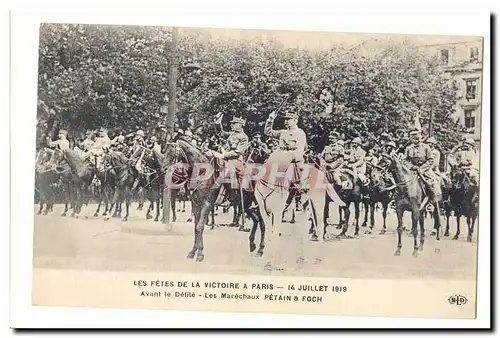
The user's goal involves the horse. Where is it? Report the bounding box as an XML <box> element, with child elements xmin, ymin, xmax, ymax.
<box><xmin>362</xmin><ymin>162</ymin><xmax>394</xmax><ymax>235</ymax></box>
<box><xmin>379</xmin><ymin>153</ymin><xmax>443</xmax><ymax>257</ymax></box>
<box><xmin>92</xmin><ymin>154</ymin><xmax>117</xmax><ymax>218</ymax></box>
<box><xmin>103</xmin><ymin>149</ymin><xmax>136</xmax><ymax>221</ymax></box>
<box><xmin>161</xmin><ymin>137</ymin><xmax>265</xmax><ymax>261</ymax></box>
<box><xmin>59</xmin><ymin>147</ymin><xmax>96</xmax><ymax>218</ymax></box>
<box><xmin>445</xmin><ymin>167</ymin><xmax>479</xmax><ymax>242</ymax></box>
<box><xmin>253</xmin><ymin>153</ymin><xmax>340</xmax><ymax>271</ymax></box>
<box><xmin>34</xmin><ymin>148</ymin><xmax>59</xmax><ymax>215</ymax></box>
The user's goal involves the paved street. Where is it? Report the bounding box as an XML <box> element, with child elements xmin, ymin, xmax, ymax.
<box><xmin>33</xmin><ymin>202</ymin><xmax>478</xmax><ymax>280</ymax></box>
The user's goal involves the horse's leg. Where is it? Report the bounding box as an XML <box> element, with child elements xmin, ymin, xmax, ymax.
<box><xmin>248</xmin><ymin>208</ymin><xmax>258</xmax><ymax>253</ymax></box>
<box><xmin>171</xmin><ymin>189</ymin><xmax>177</xmax><ymax>222</ymax></box>
<box><xmin>453</xmin><ymin>212</ymin><xmax>461</xmax><ymax>240</ymax></box>
<box><xmin>187</xmin><ymin>205</ymin><xmax>200</xmax><ymax>259</ymax></box>
<box><xmin>338</xmin><ymin>204</ymin><xmax>351</xmax><ymax>237</ymax></box>
<box><xmin>353</xmin><ymin>201</ymin><xmax>360</xmax><ymax>237</ymax></box>
<box><xmin>195</xmin><ymin>200</ymin><xmax>212</xmax><ymax>262</ymax></box>
<box><xmin>337</xmin><ymin>205</ymin><xmax>344</xmax><ymax>229</ymax></box>
<box><xmin>182</xmin><ymin>200</ymin><xmax>186</xmax><ymax>213</ymax></box>
<box><xmin>380</xmin><ymin>201</ymin><xmax>388</xmax><ymax>234</ymax></box>
<box><xmin>94</xmin><ymin>185</ymin><xmax>102</xmax><ymax>217</ymax></box>
<box><xmin>361</xmin><ymin>198</ymin><xmax>369</xmax><ymax>227</ymax></box>
<box><xmin>394</xmin><ymin>206</ymin><xmax>403</xmax><ymax>256</ymax></box>
<box><xmin>418</xmin><ymin>209</ymin><xmax>425</xmax><ymax>251</ymax></box>
<box><xmin>319</xmin><ymin>192</ymin><xmax>329</xmax><ymax>240</ymax></box>
<box><xmin>122</xmin><ymin>186</ymin><xmax>130</xmax><ymax>222</ymax></box>
<box><xmin>467</xmin><ymin>210</ymin><xmax>477</xmax><ymax>242</ymax></box>
<box><xmin>411</xmin><ymin>207</ymin><xmax>419</xmax><ymax>257</ymax></box>
<box><xmin>433</xmin><ymin>201</ymin><xmax>441</xmax><ymax>241</ymax></box>
<box><xmin>281</xmin><ymin>191</ymin><xmax>294</xmax><ymax>223</ymax></box>
<box><xmin>444</xmin><ymin>202</ymin><xmax>451</xmax><ymax>237</ymax></box>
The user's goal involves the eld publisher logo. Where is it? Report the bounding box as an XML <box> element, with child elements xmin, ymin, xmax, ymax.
<box><xmin>448</xmin><ymin>295</ymin><xmax>468</xmax><ymax>306</ymax></box>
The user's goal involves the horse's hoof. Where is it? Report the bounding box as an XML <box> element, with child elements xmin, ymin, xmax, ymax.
<box><xmin>379</xmin><ymin>229</ymin><xmax>386</xmax><ymax>235</ymax></box>
<box><xmin>177</xmin><ymin>209</ymin><xmax>181</xmax><ymax>212</ymax></box>
<box><xmin>249</xmin><ymin>242</ymin><xmax>256</xmax><ymax>252</ymax></box>
<box><xmin>264</xmin><ymin>262</ymin><xmax>273</xmax><ymax>271</ymax></box>
<box><xmin>102</xmin><ymin>212</ymin><xmax>107</xmax><ymax>217</ymax></box>
<box><xmin>243</xmin><ymin>228</ymin><xmax>251</xmax><ymax>233</ymax></box>
<box><xmin>419</xmin><ymin>245</ymin><xmax>424</xmax><ymax>251</ymax></box>
<box><xmin>154</xmin><ymin>218</ymin><xmax>159</xmax><ymax>222</ymax></box>
<box><xmin>452</xmin><ymin>234</ymin><xmax>459</xmax><ymax>240</ymax></box>
<box><xmin>196</xmin><ymin>254</ymin><xmax>204</xmax><ymax>262</ymax></box>
<box><xmin>255</xmin><ymin>250</ymin><xmax>263</xmax><ymax>258</ymax></box>
<box><xmin>336</xmin><ymin>225</ymin><xmax>343</xmax><ymax>230</ymax></box>
<box><xmin>75</xmin><ymin>215</ymin><xmax>79</xmax><ymax>219</ymax></box>
<box><xmin>186</xmin><ymin>218</ymin><xmax>193</xmax><ymax>222</ymax></box>
<box><xmin>70</xmin><ymin>213</ymin><xmax>75</xmax><ymax>218</ymax></box>
<box><xmin>182</xmin><ymin>209</ymin><xmax>186</xmax><ymax>213</ymax></box>
<box><xmin>93</xmin><ymin>213</ymin><xmax>98</xmax><ymax>217</ymax></box>
<box><xmin>104</xmin><ymin>217</ymin><xmax>109</xmax><ymax>221</ymax></box>
<box><xmin>353</xmin><ymin>232</ymin><xmax>359</xmax><ymax>238</ymax></box>
<box><xmin>364</xmin><ymin>229</ymin><xmax>372</xmax><ymax>235</ymax></box>
<box><xmin>467</xmin><ymin>235</ymin><xmax>472</xmax><ymax>242</ymax></box>
<box><xmin>361</xmin><ymin>222</ymin><xmax>367</xmax><ymax>227</ymax></box>
<box><xmin>187</xmin><ymin>252</ymin><xmax>195</xmax><ymax>259</ymax></box>
<box><xmin>172</xmin><ymin>217</ymin><xmax>177</xmax><ymax>222</ymax></box>
<box><xmin>290</xmin><ymin>219</ymin><xmax>296</xmax><ymax>224</ymax></box>
<box><xmin>146</xmin><ymin>214</ymin><xmax>152</xmax><ymax>220</ymax></box>
<box><xmin>394</xmin><ymin>249</ymin><xmax>401</xmax><ymax>256</ymax></box>
<box><xmin>238</xmin><ymin>225</ymin><xmax>245</xmax><ymax>231</ymax></box>
<box><xmin>37</xmin><ymin>211</ymin><xmax>42</xmax><ymax>215</ymax></box>
<box><xmin>42</xmin><ymin>211</ymin><xmax>48</xmax><ymax>215</ymax></box>
<box><xmin>122</xmin><ymin>217</ymin><xmax>128</xmax><ymax>222</ymax></box>
<box><xmin>310</xmin><ymin>234</ymin><xmax>319</xmax><ymax>242</ymax></box>
<box><xmin>412</xmin><ymin>250</ymin><xmax>418</xmax><ymax>258</ymax></box>
<box><xmin>444</xmin><ymin>231</ymin><xmax>450</xmax><ymax>237</ymax></box>
<box><xmin>61</xmin><ymin>212</ymin><xmax>66</xmax><ymax>217</ymax></box>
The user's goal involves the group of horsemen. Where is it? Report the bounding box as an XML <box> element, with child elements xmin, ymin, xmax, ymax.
<box><xmin>45</xmin><ymin>108</ymin><xmax>480</xmax><ymax>212</ymax></box>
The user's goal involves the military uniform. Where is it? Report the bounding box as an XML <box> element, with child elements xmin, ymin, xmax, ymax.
<box><xmin>265</xmin><ymin>112</ymin><xmax>307</xmax><ymax>164</ymax></box>
<box><xmin>449</xmin><ymin>139</ymin><xmax>479</xmax><ymax>185</ymax></box>
<box><xmin>321</xmin><ymin>141</ymin><xmax>347</xmax><ymax>187</ymax></box>
<box><xmin>404</xmin><ymin>138</ymin><xmax>441</xmax><ymax>199</ymax></box>
<box><xmin>345</xmin><ymin>138</ymin><xmax>368</xmax><ymax>185</ymax></box>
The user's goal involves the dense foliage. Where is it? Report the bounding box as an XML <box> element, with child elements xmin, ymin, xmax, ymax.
<box><xmin>37</xmin><ymin>23</ymin><xmax>466</xmax><ymax>151</ymax></box>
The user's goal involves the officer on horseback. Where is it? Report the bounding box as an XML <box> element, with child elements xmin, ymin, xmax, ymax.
<box><xmin>425</xmin><ymin>136</ymin><xmax>451</xmax><ymax>188</ymax></box>
<box><xmin>209</xmin><ymin>114</ymin><xmax>250</xmax><ymax>184</ymax></box>
<box><xmin>404</xmin><ymin>129</ymin><xmax>441</xmax><ymax>202</ymax></box>
<box><xmin>47</xmin><ymin>129</ymin><xmax>70</xmax><ymax>151</ymax></box>
<box><xmin>321</xmin><ymin>139</ymin><xmax>347</xmax><ymax>188</ymax></box>
<box><xmin>345</xmin><ymin>137</ymin><xmax>369</xmax><ymax>186</ymax></box>
<box><xmin>264</xmin><ymin>108</ymin><xmax>307</xmax><ymax>211</ymax></box>
<box><xmin>449</xmin><ymin>138</ymin><xmax>479</xmax><ymax>186</ymax></box>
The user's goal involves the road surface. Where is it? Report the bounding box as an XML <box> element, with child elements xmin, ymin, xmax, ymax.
<box><xmin>33</xmin><ymin>202</ymin><xmax>478</xmax><ymax>280</ymax></box>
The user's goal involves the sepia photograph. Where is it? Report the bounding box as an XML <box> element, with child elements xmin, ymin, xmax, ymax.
<box><xmin>11</xmin><ymin>10</ymin><xmax>489</xmax><ymax>323</ymax></box>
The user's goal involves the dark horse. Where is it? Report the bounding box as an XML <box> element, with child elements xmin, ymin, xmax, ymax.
<box><xmin>362</xmin><ymin>162</ymin><xmax>394</xmax><ymax>235</ymax></box>
<box><xmin>380</xmin><ymin>154</ymin><xmax>442</xmax><ymax>257</ymax></box>
<box><xmin>35</xmin><ymin>148</ymin><xmax>59</xmax><ymax>215</ymax></box>
<box><xmin>103</xmin><ymin>149</ymin><xmax>136</xmax><ymax>221</ymax></box>
<box><xmin>324</xmin><ymin>168</ymin><xmax>364</xmax><ymax>239</ymax></box>
<box><xmin>161</xmin><ymin>137</ymin><xmax>265</xmax><ymax>261</ymax></box>
<box><xmin>445</xmin><ymin>167</ymin><xmax>479</xmax><ymax>242</ymax></box>
<box><xmin>60</xmin><ymin>148</ymin><xmax>96</xmax><ymax>218</ymax></box>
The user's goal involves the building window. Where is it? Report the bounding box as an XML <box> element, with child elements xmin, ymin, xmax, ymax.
<box><xmin>465</xmin><ymin>79</ymin><xmax>477</xmax><ymax>100</ymax></box>
<box><xmin>464</xmin><ymin>109</ymin><xmax>475</xmax><ymax>128</ymax></box>
<box><xmin>470</xmin><ymin>47</ymin><xmax>479</xmax><ymax>63</ymax></box>
<box><xmin>440</xmin><ymin>49</ymin><xmax>449</xmax><ymax>64</ymax></box>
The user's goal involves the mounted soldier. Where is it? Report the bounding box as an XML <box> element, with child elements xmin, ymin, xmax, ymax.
<box><xmin>404</xmin><ymin>129</ymin><xmax>441</xmax><ymax>205</ymax></box>
<box><xmin>247</xmin><ymin>132</ymin><xmax>271</xmax><ymax>163</ymax></box>
<box><xmin>448</xmin><ymin>138</ymin><xmax>479</xmax><ymax>187</ymax></box>
<box><xmin>264</xmin><ymin>108</ymin><xmax>307</xmax><ymax>211</ymax></box>
<box><xmin>208</xmin><ymin>114</ymin><xmax>250</xmax><ymax>186</ymax></box>
<box><xmin>425</xmin><ymin>136</ymin><xmax>451</xmax><ymax>188</ymax></box>
<box><xmin>345</xmin><ymin>137</ymin><xmax>369</xmax><ymax>186</ymax></box>
<box><xmin>320</xmin><ymin>139</ymin><xmax>347</xmax><ymax>188</ymax></box>
<box><xmin>47</xmin><ymin>129</ymin><xmax>71</xmax><ymax>151</ymax></box>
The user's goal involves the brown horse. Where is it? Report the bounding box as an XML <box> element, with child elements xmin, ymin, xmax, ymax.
<box><xmin>380</xmin><ymin>154</ymin><xmax>442</xmax><ymax>257</ymax></box>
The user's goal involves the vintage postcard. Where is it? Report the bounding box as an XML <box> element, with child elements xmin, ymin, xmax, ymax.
<box><xmin>10</xmin><ymin>7</ymin><xmax>491</xmax><ymax>328</ymax></box>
